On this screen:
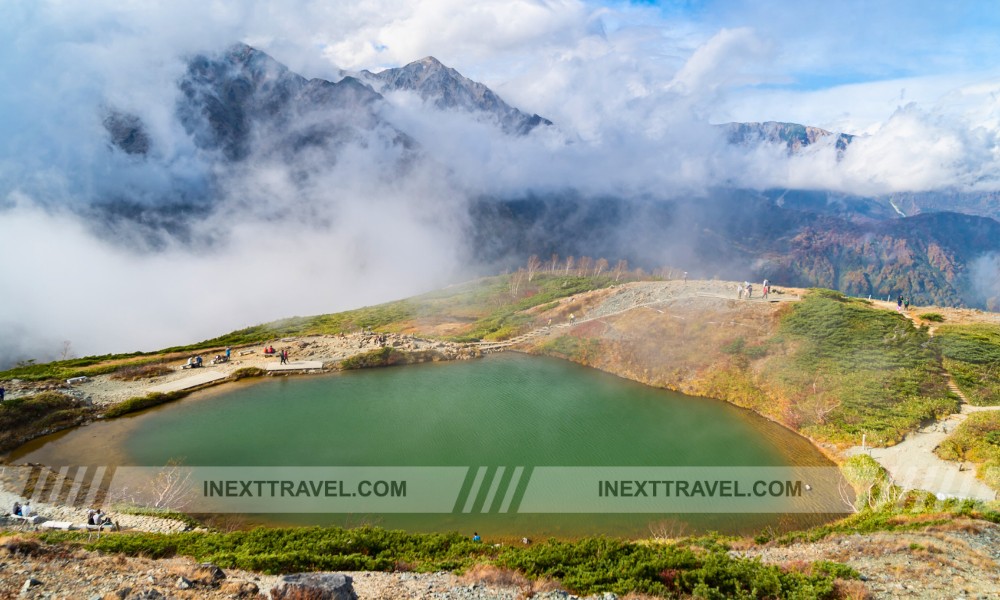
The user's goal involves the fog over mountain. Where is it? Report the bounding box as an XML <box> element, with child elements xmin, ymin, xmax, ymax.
<box><xmin>3</xmin><ymin>1</ymin><xmax>1000</xmax><ymax>368</ymax></box>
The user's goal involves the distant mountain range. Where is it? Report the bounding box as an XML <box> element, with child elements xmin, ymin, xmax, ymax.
<box><xmin>94</xmin><ymin>43</ymin><xmax>1000</xmax><ymax>309</ymax></box>
<box><xmin>722</xmin><ymin>121</ymin><xmax>853</xmax><ymax>154</ymax></box>
<box><xmin>468</xmin><ymin>190</ymin><xmax>1000</xmax><ymax>309</ymax></box>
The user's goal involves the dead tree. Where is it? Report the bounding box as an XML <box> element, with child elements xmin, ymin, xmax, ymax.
<box><xmin>614</xmin><ymin>259</ymin><xmax>628</xmax><ymax>282</ymax></box>
<box><xmin>526</xmin><ymin>255</ymin><xmax>542</xmax><ymax>282</ymax></box>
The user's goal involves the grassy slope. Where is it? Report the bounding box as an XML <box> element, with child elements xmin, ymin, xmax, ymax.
<box><xmin>0</xmin><ymin>273</ymin><xmax>611</xmax><ymax>382</ymax></box>
<box><xmin>536</xmin><ymin>289</ymin><xmax>957</xmax><ymax>447</ymax></box>
<box><xmin>768</xmin><ymin>291</ymin><xmax>955</xmax><ymax>445</ymax></box>
<box><xmin>936</xmin><ymin>323</ymin><xmax>1000</xmax><ymax>406</ymax></box>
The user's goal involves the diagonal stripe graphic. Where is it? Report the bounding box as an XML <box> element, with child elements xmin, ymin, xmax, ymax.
<box><xmin>499</xmin><ymin>466</ymin><xmax>524</xmax><ymax>513</ymax></box>
<box><xmin>462</xmin><ymin>467</ymin><xmax>487</xmax><ymax>513</ymax></box>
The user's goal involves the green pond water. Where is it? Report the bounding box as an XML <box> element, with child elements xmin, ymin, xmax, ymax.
<box><xmin>11</xmin><ymin>353</ymin><xmax>841</xmax><ymax>538</ymax></box>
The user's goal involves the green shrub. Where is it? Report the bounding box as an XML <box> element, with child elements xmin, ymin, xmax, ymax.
<box><xmin>66</xmin><ymin>526</ymin><xmax>852</xmax><ymax>597</ymax></box>
<box><xmin>918</xmin><ymin>312</ymin><xmax>945</xmax><ymax>322</ymax></box>
<box><xmin>934</xmin><ymin>412</ymin><xmax>1000</xmax><ymax>482</ymax></box>
<box><xmin>104</xmin><ymin>391</ymin><xmax>187</xmax><ymax>419</ymax></box>
<box><xmin>0</xmin><ymin>392</ymin><xmax>91</xmax><ymax>452</ymax></box>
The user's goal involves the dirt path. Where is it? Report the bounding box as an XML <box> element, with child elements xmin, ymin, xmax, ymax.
<box><xmin>847</xmin><ymin>301</ymin><xmax>1000</xmax><ymax>501</ymax></box>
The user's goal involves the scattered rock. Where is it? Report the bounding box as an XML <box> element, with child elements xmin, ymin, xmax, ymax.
<box><xmin>176</xmin><ymin>576</ymin><xmax>192</xmax><ymax>589</ymax></box>
<box><xmin>20</xmin><ymin>577</ymin><xmax>42</xmax><ymax>593</ymax></box>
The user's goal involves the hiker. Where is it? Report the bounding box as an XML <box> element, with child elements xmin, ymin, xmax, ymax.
<box><xmin>280</xmin><ymin>349</ymin><xmax>288</xmax><ymax>365</ymax></box>
<box><xmin>0</xmin><ymin>386</ymin><xmax>5</xmax><ymax>402</ymax></box>
<box><xmin>569</xmin><ymin>313</ymin><xmax>576</xmax><ymax>323</ymax></box>
<box><xmin>472</xmin><ymin>532</ymin><xmax>481</xmax><ymax>542</ymax></box>
<box><xmin>897</xmin><ymin>295</ymin><xmax>903</xmax><ymax>308</ymax></box>
<box><xmin>746</xmin><ymin>283</ymin><xmax>753</xmax><ymax>298</ymax></box>
<box><xmin>683</xmin><ymin>271</ymin><xmax>688</xmax><ymax>282</ymax></box>
<box><xmin>20</xmin><ymin>502</ymin><xmax>31</xmax><ymax>518</ymax></box>
<box><xmin>737</xmin><ymin>283</ymin><xmax>744</xmax><ymax>299</ymax></box>
<box><xmin>12</xmin><ymin>501</ymin><xmax>21</xmax><ymax>516</ymax></box>
<box><xmin>225</xmin><ymin>347</ymin><xmax>231</xmax><ymax>360</ymax></box>
<box><xmin>904</xmin><ymin>298</ymin><xmax>910</xmax><ymax>309</ymax></box>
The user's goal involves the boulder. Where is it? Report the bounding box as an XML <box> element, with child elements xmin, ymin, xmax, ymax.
<box><xmin>270</xmin><ymin>573</ymin><xmax>357</xmax><ymax>600</ymax></box>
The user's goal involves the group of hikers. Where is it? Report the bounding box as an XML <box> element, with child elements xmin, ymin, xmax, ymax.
<box><xmin>86</xmin><ymin>508</ymin><xmax>114</xmax><ymax>527</ymax></box>
<box><xmin>11</xmin><ymin>500</ymin><xmax>115</xmax><ymax>529</ymax></box>
<box><xmin>737</xmin><ymin>279</ymin><xmax>771</xmax><ymax>300</ymax></box>
<box><xmin>185</xmin><ymin>347</ymin><xmax>235</xmax><ymax>368</ymax></box>
<box><xmin>183</xmin><ymin>345</ymin><xmax>289</xmax><ymax>369</ymax></box>
<box><xmin>10</xmin><ymin>501</ymin><xmax>32</xmax><ymax>518</ymax></box>
<box><xmin>263</xmin><ymin>346</ymin><xmax>291</xmax><ymax>364</ymax></box>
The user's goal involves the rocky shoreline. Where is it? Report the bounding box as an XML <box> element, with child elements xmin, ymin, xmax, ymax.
<box><xmin>2</xmin><ymin>331</ymin><xmax>479</xmax><ymax>410</ymax></box>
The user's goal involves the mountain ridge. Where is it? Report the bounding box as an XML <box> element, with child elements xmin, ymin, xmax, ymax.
<box><xmin>359</xmin><ymin>55</ymin><xmax>553</xmax><ymax>135</ymax></box>
<box><xmin>91</xmin><ymin>44</ymin><xmax>1000</xmax><ymax>309</ymax></box>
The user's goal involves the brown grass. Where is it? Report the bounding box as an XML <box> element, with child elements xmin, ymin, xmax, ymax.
<box><xmin>110</xmin><ymin>363</ymin><xmax>174</xmax><ymax>381</ymax></box>
<box><xmin>458</xmin><ymin>564</ymin><xmax>561</xmax><ymax>599</ymax></box>
<box><xmin>833</xmin><ymin>579</ymin><xmax>874</xmax><ymax>599</ymax></box>
<box><xmin>459</xmin><ymin>564</ymin><xmax>531</xmax><ymax>588</ymax></box>
<box><xmin>1</xmin><ymin>535</ymin><xmax>43</xmax><ymax>557</ymax></box>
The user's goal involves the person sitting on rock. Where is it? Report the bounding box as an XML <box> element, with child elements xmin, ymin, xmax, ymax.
<box><xmin>12</xmin><ymin>501</ymin><xmax>21</xmax><ymax>516</ymax></box>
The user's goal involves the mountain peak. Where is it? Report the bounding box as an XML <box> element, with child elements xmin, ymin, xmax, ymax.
<box><xmin>363</xmin><ymin>56</ymin><xmax>551</xmax><ymax>135</ymax></box>
<box><xmin>414</xmin><ymin>56</ymin><xmax>444</xmax><ymax>68</ymax></box>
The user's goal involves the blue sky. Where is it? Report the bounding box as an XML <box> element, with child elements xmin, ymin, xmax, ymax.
<box><xmin>636</xmin><ymin>0</ymin><xmax>1000</xmax><ymax>88</ymax></box>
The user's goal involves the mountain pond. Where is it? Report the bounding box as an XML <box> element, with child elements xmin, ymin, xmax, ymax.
<box><xmin>10</xmin><ymin>353</ymin><xmax>844</xmax><ymax>538</ymax></box>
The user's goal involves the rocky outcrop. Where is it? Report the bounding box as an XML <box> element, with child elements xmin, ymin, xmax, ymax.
<box><xmin>104</xmin><ymin>111</ymin><xmax>151</xmax><ymax>155</ymax></box>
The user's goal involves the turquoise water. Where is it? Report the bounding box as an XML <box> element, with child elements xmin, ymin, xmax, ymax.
<box><xmin>12</xmin><ymin>353</ymin><xmax>838</xmax><ymax>537</ymax></box>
